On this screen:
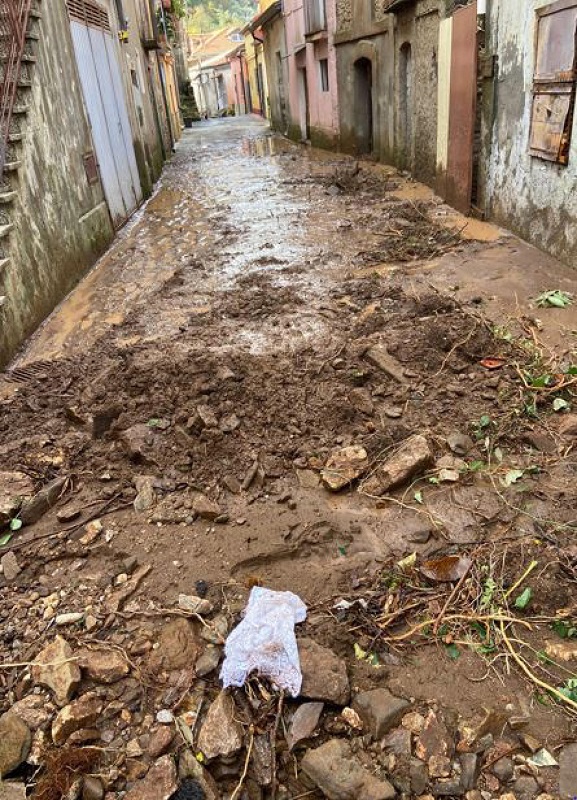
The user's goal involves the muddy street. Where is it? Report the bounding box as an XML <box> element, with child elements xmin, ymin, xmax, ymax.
<box><xmin>2</xmin><ymin>118</ymin><xmax>577</xmax><ymax>799</ymax></box>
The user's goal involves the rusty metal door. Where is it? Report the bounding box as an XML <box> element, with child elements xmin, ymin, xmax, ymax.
<box><xmin>446</xmin><ymin>1</ymin><xmax>477</xmax><ymax>213</ymax></box>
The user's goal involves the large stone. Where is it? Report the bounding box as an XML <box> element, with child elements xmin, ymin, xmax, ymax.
<box><xmin>362</xmin><ymin>435</ymin><xmax>433</xmax><ymax>496</ymax></box>
<box><xmin>559</xmin><ymin>414</ymin><xmax>577</xmax><ymax>437</ymax></box>
<box><xmin>197</xmin><ymin>691</ymin><xmax>243</xmax><ymax>761</ymax></box>
<box><xmin>147</xmin><ymin>727</ymin><xmax>175</xmax><ymax>759</ymax></box>
<box><xmin>10</xmin><ymin>695</ymin><xmax>54</xmax><ymax>730</ymax></box>
<box><xmin>123</xmin><ymin>755</ymin><xmax>178</xmax><ymax>800</ymax></box>
<box><xmin>0</xmin><ymin>783</ymin><xmax>27</xmax><ymax>800</ymax></box>
<box><xmin>301</xmin><ymin>738</ymin><xmax>396</xmax><ymax>800</ymax></box>
<box><xmin>299</xmin><ymin>638</ymin><xmax>350</xmax><ymax>705</ymax></box>
<box><xmin>147</xmin><ymin>618</ymin><xmax>200</xmax><ymax>673</ymax></box>
<box><xmin>512</xmin><ymin>775</ymin><xmax>540</xmax><ymax>800</ymax></box>
<box><xmin>322</xmin><ymin>446</ymin><xmax>369</xmax><ymax>492</ymax></box>
<box><xmin>133</xmin><ymin>475</ymin><xmax>157</xmax><ymax>512</ymax></box>
<box><xmin>0</xmin><ymin>713</ymin><xmax>31</xmax><ymax>778</ymax></box>
<box><xmin>20</xmin><ymin>477</ymin><xmax>68</xmax><ymax>525</ymax></box>
<box><xmin>364</xmin><ymin>346</ymin><xmax>406</xmax><ymax>384</ymax></box>
<box><xmin>77</xmin><ymin>647</ymin><xmax>130</xmax><ymax>683</ymax></box>
<box><xmin>32</xmin><ymin>635</ymin><xmax>81</xmax><ymax>706</ymax></box>
<box><xmin>1</xmin><ymin>551</ymin><xmax>21</xmax><ymax>582</ymax></box>
<box><xmin>559</xmin><ymin>742</ymin><xmax>577</xmax><ymax>798</ymax></box>
<box><xmin>192</xmin><ymin>494</ymin><xmax>221</xmax><ymax>520</ymax></box>
<box><xmin>82</xmin><ymin>776</ymin><xmax>104</xmax><ymax>800</ymax></box>
<box><xmin>51</xmin><ymin>693</ymin><xmax>103</xmax><ymax>746</ymax></box>
<box><xmin>119</xmin><ymin>424</ymin><xmax>155</xmax><ymax>462</ymax></box>
<box><xmin>0</xmin><ymin>471</ymin><xmax>33</xmax><ymax>526</ymax></box>
<box><xmin>416</xmin><ymin>710</ymin><xmax>454</xmax><ymax>763</ymax></box>
<box><xmin>352</xmin><ymin>689</ymin><xmax>409</xmax><ymax>738</ymax></box>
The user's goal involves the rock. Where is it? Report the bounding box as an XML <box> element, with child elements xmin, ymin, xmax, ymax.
<box><xmin>0</xmin><ymin>713</ymin><xmax>31</xmax><ymax>777</ymax></box>
<box><xmin>195</xmin><ymin>646</ymin><xmax>221</xmax><ymax>677</ymax></box>
<box><xmin>299</xmin><ymin>638</ymin><xmax>350</xmax><ymax>705</ymax></box>
<box><xmin>403</xmin><ymin>711</ymin><xmax>426</xmax><ymax>734</ymax></box>
<box><xmin>200</xmin><ymin>613</ymin><xmax>228</xmax><ymax>644</ymax></box>
<box><xmin>156</xmin><ymin>709</ymin><xmax>174</xmax><ymax>725</ymax></box>
<box><xmin>491</xmin><ymin>756</ymin><xmax>513</xmax><ymax>783</ymax></box>
<box><xmin>410</xmin><ymin>758</ymin><xmax>428</xmax><ymax>795</ymax></box>
<box><xmin>447</xmin><ymin>433</ymin><xmax>473</xmax><ymax>456</ymax></box>
<box><xmin>120</xmin><ymin>423</ymin><xmax>155</xmax><ymax>461</ymax></box>
<box><xmin>559</xmin><ymin>414</ymin><xmax>577</xmax><ymax>437</ymax></box>
<box><xmin>77</xmin><ymin>647</ymin><xmax>129</xmax><ymax>683</ymax></box>
<box><xmin>133</xmin><ymin>475</ymin><xmax>157</xmax><ymax>512</ymax></box>
<box><xmin>196</xmin><ymin>405</ymin><xmax>218</xmax><ymax>428</ymax></box>
<box><xmin>512</xmin><ymin>775</ymin><xmax>540</xmax><ymax>800</ymax></box>
<box><xmin>0</xmin><ymin>471</ymin><xmax>34</xmax><ymax>526</ymax></box>
<box><xmin>79</xmin><ymin>519</ymin><xmax>103</xmax><ymax>545</ymax></box>
<box><xmin>57</xmin><ymin>507</ymin><xmax>82</xmax><ymax>523</ymax></box>
<box><xmin>147</xmin><ymin>727</ymin><xmax>175</xmax><ymax>759</ymax></box>
<box><xmin>178</xmin><ymin>594</ymin><xmax>213</xmax><ymax>615</ymax></box>
<box><xmin>51</xmin><ymin>693</ymin><xmax>103</xmax><ymax>746</ymax></box>
<box><xmin>296</xmin><ymin>469</ymin><xmax>320</xmax><ymax>488</ymax></box>
<box><xmin>197</xmin><ymin>691</ymin><xmax>243</xmax><ymax>761</ymax></box>
<box><xmin>431</xmin><ymin>777</ymin><xmax>464</xmax><ymax>796</ymax></box>
<box><xmin>123</xmin><ymin>755</ymin><xmax>178</xmax><ymax>800</ymax></box>
<box><xmin>20</xmin><ymin>477</ymin><xmax>68</xmax><ymax>525</ymax></box>
<box><xmin>352</xmin><ymin>689</ymin><xmax>409</xmax><ymax>738</ymax></box>
<box><xmin>1</xmin><ymin>551</ymin><xmax>20</xmax><ymax>582</ymax></box>
<box><xmin>383</xmin><ymin>405</ymin><xmax>403</xmax><ymax>419</ymax></box>
<box><xmin>32</xmin><ymin>635</ymin><xmax>81</xmax><ymax>706</ymax></box>
<box><xmin>364</xmin><ymin>346</ymin><xmax>406</xmax><ymax>383</ymax></box>
<box><xmin>349</xmin><ymin>388</ymin><xmax>374</xmax><ymax>415</ymax></box>
<box><xmin>192</xmin><ymin>494</ymin><xmax>221</xmax><ymax>520</ymax></box>
<box><xmin>126</xmin><ymin>739</ymin><xmax>143</xmax><ymax>758</ymax></box>
<box><xmin>341</xmin><ymin>707</ymin><xmax>363</xmax><ymax>730</ymax></box>
<box><xmin>178</xmin><ymin>750</ymin><xmax>220</xmax><ymax>800</ymax></box>
<box><xmin>147</xmin><ymin>618</ymin><xmax>200</xmax><ymax>673</ymax></box>
<box><xmin>382</xmin><ymin>726</ymin><xmax>411</xmax><ymax>756</ymax></box>
<box><xmin>322</xmin><ymin>445</ymin><xmax>369</xmax><ymax>492</ymax></box>
<box><xmin>82</xmin><ymin>776</ymin><xmax>104</xmax><ymax>800</ymax></box>
<box><xmin>220</xmin><ymin>413</ymin><xmax>240</xmax><ymax>433</ymax></box>
<box><xmin>55</xmin><ymin>612</ymin><xmax>84</xmax><ymax>626</ymax></box>
<box><xmin>362</xmin><ymin>435</ymin><xmax>433</xmax><ymax>496</ymax></box>
<box><xmin>460</xmin><ymin>753</ymin><xmax>478</xmax><ymax>790</ymax></box>
<box><xmin>559</xmin><ymin>742</ymin><xmax>577</xmax><ymax>798</ymax></box>
<box><xmin>9</xmin><ymin>695</ymin><xmax>54</xmax><ymax>730</ymax></box>
<box><xmin>0</xmin><ymin>784</ymin><xmax>27</xmax><ymax>800</ymax></box>
<box><xmin>301</xmin><ymin>738</ymin><xmax>396</xmax><ymax>800</ymax></box>
<box><xmin>287</xmin><ymin>702</ymin><xmax>324</xmax><ymax>750</ymax></box>
<box><xmin>105</xmin><ymin>564</ymin><xmax>151</xmax><ymax>612</ymax></box>
<box><xmin>522</xmin><ymin>431</ymin><xmax>557</xmax><ymax>453</ymax></box>
<box><xmin>223</xmin><ymin>475</ymin><xmax>241</xmax><ymax>494</ymax></box>
<box><xmin>545</xmin><ymin>639</ymin><xmax>577</xmax><ymax>662</ymax></box>
<box><xmin>416</xmin><ymin>710</ymin><xmax>454</xmax><ymax>763</ymax></box>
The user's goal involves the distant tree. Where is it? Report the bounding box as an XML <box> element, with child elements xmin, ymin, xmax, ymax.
<box><xmin>185</xmin><ymin>0</ymin><xmax>256</xmax><ymax>32</ymax></box>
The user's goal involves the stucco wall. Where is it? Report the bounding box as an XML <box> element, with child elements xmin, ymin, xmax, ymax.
<box><xmin>483</xmin><ymin>0</ymin><xmax>577</xmax><ymax>265</ymax></box>
<box><xmin>1</xmin><ymin>0</ymin><xmax>114</xmax><ymax>366</ymax></box>
<box><xmin>263</xmin><ymin>15</ymin><xmax>289</xmax><ymax>133</ymax></box>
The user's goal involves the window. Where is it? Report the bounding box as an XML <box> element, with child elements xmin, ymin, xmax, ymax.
<box><xmin>305</xmin><ymin>0</ymin><xmax>327</xmax><ymax>35</ymax></box>
<box><xmin>319</xmin><ymin>58</ymin><xmax>329</xmax><ymax>92</ymax></box>
<box><xmin>529</xmin><ymin>0</ymin><xmax>577</xmax><ymax>165</ymax></box>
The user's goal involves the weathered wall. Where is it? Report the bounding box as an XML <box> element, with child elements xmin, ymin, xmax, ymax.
<box><xmin>482</xmin><ymin>0</ymin><xmax>577</xmax><ymax>265</ymax></box>
<box><xmin>263</xmin><ymin>15</ymin><xmax>289</xmax><ymax>134</ymax></box>
<box><xmin>1</xmin><ymin>0</ymin><xmax>114</xmax><ymax>366</ymax></box>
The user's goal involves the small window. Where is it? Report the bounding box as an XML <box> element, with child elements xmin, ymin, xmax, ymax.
<box><xmin>319</xmin><ymin>58</ymin><xmax>329</xmax><ymax>92</ymax></box>
<box><xmin>529</xmin><ymin>1</ymin><xmax>577</xmax><ymax>165</ymax></box>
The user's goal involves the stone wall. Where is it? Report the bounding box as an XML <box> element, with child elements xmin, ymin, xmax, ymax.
<box><xmin>1</xmin><ymin>0</ymin><xmax>114</xmax><ymax>366</ymax></box>
<box><xmin>481</xmin><ymin>0</ymin><xmax>577</xmax><ymax>266</ymax></box>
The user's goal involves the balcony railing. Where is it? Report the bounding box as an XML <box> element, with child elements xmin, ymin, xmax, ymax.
<box><xmin>0</xmin><ymin>0</ymin><xmax>31</xmax><ymax>180</ymax></box>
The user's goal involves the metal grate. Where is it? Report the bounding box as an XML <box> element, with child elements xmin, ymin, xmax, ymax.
<box><xmin>0</xmin><ymin>0</ymin><xmax>33</xmax><ymax>180</ymax></box>
<box><xmin>67</xmin><ymin>0</ymin><xmax>112</xmax><ymax>33</ymax></box>
<box><xmin>4</xmin><ymin>359</ymin><xmax>55</xmax><ymax>383</ymax></box>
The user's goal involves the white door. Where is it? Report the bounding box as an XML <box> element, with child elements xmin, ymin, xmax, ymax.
<box><xmin>68</xmin><ymin>0</ymin><xmax>142</xmax><ymax>227</ymax></box>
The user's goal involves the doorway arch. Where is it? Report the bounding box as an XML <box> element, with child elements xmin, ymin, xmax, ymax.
<box><xmin>353</xmin><ymin>57</ymin><xmax>373</xmax><ymax>154</ymax></box>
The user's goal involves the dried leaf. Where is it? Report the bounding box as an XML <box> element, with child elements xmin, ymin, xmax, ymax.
<box><xmin>480</xmin><ymin>357</ymin><xmax>506</xmax><ymax>370</ymax></box>
<box><xmin>421</xmin><ymin>555</ymin><xmax>472</xmax><ymax>583</ymax></box>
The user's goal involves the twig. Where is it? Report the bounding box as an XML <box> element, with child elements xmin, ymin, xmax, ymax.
<box><xmin>504</xmin><ymin>559</ymin><xmax>538</xmax><ymax>600</ymax></box>
<box><xmin>433</xmin><ymin>562</ymin><xmax>473</xmax><ymax>634</ymax></box>
<box><xmin>230</xmin><ymin>727</ymin><xmax>254</xmax><ymax>800</ymax></box>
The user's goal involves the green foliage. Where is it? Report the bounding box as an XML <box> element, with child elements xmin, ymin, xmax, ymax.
<box><xmin>552</xmin><ymin>619</ymin><xmax>577</xmax><ymax>639</ymax></box>
<box><xmin>186</xmin><ymin>0</ymin><xmax>256</xmax><ymax>32</ymax></box>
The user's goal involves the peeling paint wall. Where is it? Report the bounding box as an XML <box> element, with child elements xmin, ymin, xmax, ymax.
<box><xmin>483</xmin><ymin>0</ymin><xmax>577</xmax><ymax>265</ymax></box>
<box><xmin>263</xmin><ymin>15</ymin><xmax>290</xmax><ymax>134</ymax></box>
<box><xmin>1</xmin><ymin>0</ymin><xmax>114</xmax><ymax>366</ymax></box>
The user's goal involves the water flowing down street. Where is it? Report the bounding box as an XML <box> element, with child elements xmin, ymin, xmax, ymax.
<box><xmin>2</xmin><ymin>119</ymin><xmax>577</xmax><ymax>798</ymax></box>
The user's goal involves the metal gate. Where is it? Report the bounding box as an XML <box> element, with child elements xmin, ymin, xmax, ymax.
<box><xmin>446</xmin><ymin>1</ymin><xmax>477</xmax><ymax>214</ymax></box>
<box><xmin>67</xmin><ymin>0</ymin><xmax>142</xmax><ymax>227</ymax></box>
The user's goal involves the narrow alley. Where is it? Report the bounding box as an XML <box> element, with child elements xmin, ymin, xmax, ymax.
<box><xmin>2</xmin><ymin>119</ymin><xmax>577</xmax><ymax>799</ymax></box>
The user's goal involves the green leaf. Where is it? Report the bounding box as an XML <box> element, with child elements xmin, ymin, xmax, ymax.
<box><xmin>553</xmin><ymin>398</ymin><xmax>570</xmax><ymax>412</ymax></box>
<box><xmin>501</xmin><ymin>469</ymin><xmax>524</xmax><ymax>487</ymax></box>
<box><xmin>0</xmin><ymin>533</ymin><xmax>12</xmax><ymax>547</ymax></box>
<box><xmin>354</xmin><ymin>643</ymin><xmax>367</xmax><ymax>660</ymax></box>
<box><xmin>367</xmin><ymin>652</ymin><xmax>380</xmax><ymax>667</ymax></box>
<box><xmin>514</xmin><ymin>587</ymin><xmax>533</xmax><ymax>610</ymax></box>
<box><xmin>337</xmin><ymin>544</ymin><xmax>348</xmax><ymax>557</ymax></box>
<box><xmin>552</xmin><ymin>620</ymin><xmax>577</xmax><ymax>639</ymax></box>
<box><xmin>445</xmin><ymin>643</ymin><xmax>460</xmax><ymax>660</ymax></box>
<box><xmin>9</xmin><ymin>518</ymin><xmax>22</xmax><ymax>532</ymax></box>
<box><xmin>479</xmin><ymin>414</ymin><xmax>491</xmax><ymax>429</ymax></box>
<box><xmin>467</xmin><ymin>460</ymin><xmax>486</xmax><ymax>472</ymax></box>
<box><xmin>535</xmin><ymin>290</ymin><xmax>573</xmax><ymax>308</ymax></box>
<box><xmin>414</xmin><ymin>490</ymin><xmax>423</xmax><ymax>504</ymax></box>
<box><xmin>566</xmin><ymin>366</ymin><xmax>577</xmax><ymax>376</ymax></box>
<box><xmin>529</xmin><ymin>374</ymin><xmax>553</xmax><ymax>388</ymax></box>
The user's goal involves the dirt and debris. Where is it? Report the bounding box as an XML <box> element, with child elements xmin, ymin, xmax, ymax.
<box><xmin>1</xmin><ymin>119</ymin><xmax>577</xmax><ymax>799</ymax></box>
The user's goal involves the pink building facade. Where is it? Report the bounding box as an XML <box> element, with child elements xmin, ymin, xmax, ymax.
<box><xmin>263</xmin><ymin>0</ymin><xmax>339</xmax><ymax>148</ymax></box>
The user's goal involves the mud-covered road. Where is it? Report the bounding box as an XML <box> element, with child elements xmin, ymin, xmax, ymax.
<box><xmin>2</xmin><ymin>118</ymin><xmax>577</xmax><ymax>799</ymax></box>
